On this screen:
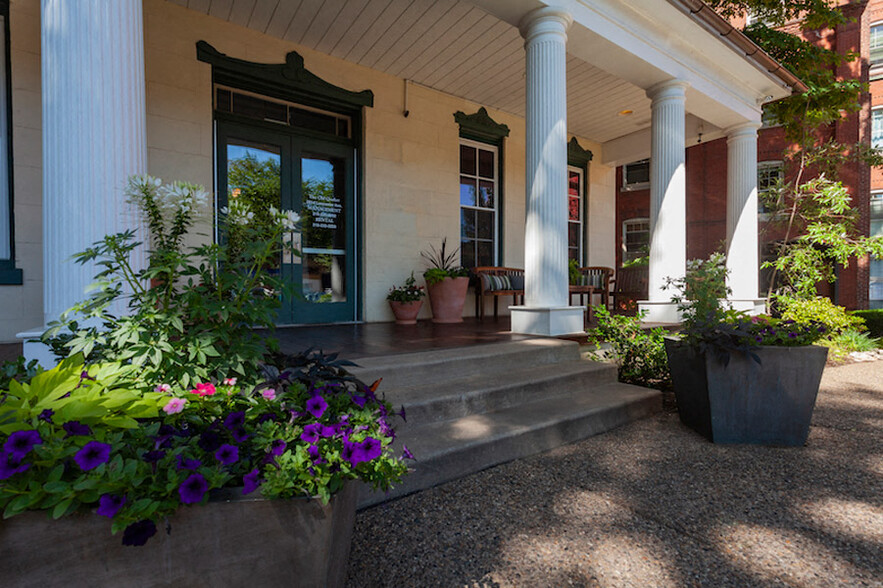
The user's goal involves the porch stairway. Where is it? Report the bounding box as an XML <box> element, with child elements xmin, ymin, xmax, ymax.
<box><xmin>348</xmin><ymin>338</ymin><xmax>661</xmax><ymax>508</ymax></box>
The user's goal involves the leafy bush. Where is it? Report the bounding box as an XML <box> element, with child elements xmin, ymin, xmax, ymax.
<box><xmin>0</xmin><ymin>351</ymin><xmax>410</xmax><ymax>546</ymax></box>
<box><xmin>777</xmin><ymin>295</ymin><xmax>865</xmax><ymax>335</ymax></box>
<box><xmin>820</xmin><ymin>329</ymin><xmax>881</xmax><ymax>362</ymax></box>
<box><xmin>852</xmin><ymin>309</ymin><xmax>883</xmax><ymax>339</ymax></box>
<box><xmin>589</xmin><ymin>306</ymin><xmax>671</xmax><ymax>389</ymax></box>
<box><xmin>41</xmin><ymin>177</ymin><xmax>297</xmax><ymax>391</ymax></box>
<box><xmin>0</xmin><ymin>356</ymin><xmax>41</xmax><ymax>391</ymax></box>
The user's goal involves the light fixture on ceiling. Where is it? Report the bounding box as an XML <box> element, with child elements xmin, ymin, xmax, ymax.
<box><xmin>618</xmin><ymin>109</ymin><xmax>633</xmax><ymax>116</ymax></box>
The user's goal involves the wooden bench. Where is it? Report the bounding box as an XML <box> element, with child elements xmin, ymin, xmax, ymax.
<box><xmin>569</xmin><ymin>266</ymin><xmax>614</xmax><ymax>320</ymax></box>
<box><xmin>611</xmin><ymin>265</ymin><xmax>648</xmax><ymax>313</ymax></box>
<box><xmin>472</xmin><ymin>266</ymin><xmax>525</xmax><ymax>319</ymax></box>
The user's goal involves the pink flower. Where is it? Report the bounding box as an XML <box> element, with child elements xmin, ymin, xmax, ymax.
<box><xmin>163</xmin><ymin>398</ymin><xmax>186</xmax><ymax>414</ymax></box>
<box><xmin>261</xmin><ymin>389</ymin><xmax>277</xmax><ymax>401</ymax></box>
<box><xmin>154</xmin><ymin>384</ymin><xmax>171</xmax><ymax>394</ymax></box>
<box><xmin>223</xmin><ymin>378</ymin><xmax>237</xmax><ymax>386</ymax></box>
<box><xmin>191</xmin><ymin>383</ymin><xmax>216</xmax><ymax>397</ymax></box>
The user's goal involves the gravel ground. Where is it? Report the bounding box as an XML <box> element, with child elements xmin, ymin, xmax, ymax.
<box><xmin>346</xmin><ymin>361</ymin><xmax>883</xmax><ymax>587</ymax></box>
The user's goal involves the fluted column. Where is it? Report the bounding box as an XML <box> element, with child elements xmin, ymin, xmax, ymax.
<box><xmin>726</xmin><ymin>121</ymin><xmax>764</xmax><ymax>310</ymax></box>
<box><xmin>510</xmin><ymin>6</ymin><xmax>583</xmax><ymax>336</ymax></box>
<box><xmin>41</xmin><ymin>0</ymin><xmax>147</xmax><ymax>324</ymax></box>
<box><xmin>639</xmin><ymin>80</ymin><xmax>687</xmax><ymax>323</ymax></box>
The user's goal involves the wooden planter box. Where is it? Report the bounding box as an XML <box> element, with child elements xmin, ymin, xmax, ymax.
<box><xmin>0</xmin><ymin>483</ymin><xmax>357</xmax><ymax>587</ymax></box>
<box><xmin>664</xmin><ymin>338</ymin><xmax>827</xmax><ymax>446</ymax></box>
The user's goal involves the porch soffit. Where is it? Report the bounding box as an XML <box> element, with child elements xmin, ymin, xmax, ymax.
<box><xmin>167</xmin><ymin>0</ymin><xmax>791</xmax><ymax>161</ymax></box>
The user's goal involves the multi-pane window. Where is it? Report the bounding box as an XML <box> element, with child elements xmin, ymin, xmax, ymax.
<box><xmin>872</xmin><ymin>23</ymin><xmax>883</xmax><ymax>68</ymax></box>
<box><xmin>871</xmin><ymin>192</ymin><xmax>883</xmax><ymax>309</ymax></box>
<box><xmin>873</xmin><ymin>108</ymin><xmax>883</xmax><ymax>150</ymax></box>
<box><xmin>623</xmin><ymin>218</ymin><xmax>650</xmax><ymax>263</ymax></box>
<box><xmin>568</xmin><ymin>167</ymin><xmax>584</xmax><ymax>263</ymax></box>
<box><xmin>622</xmin><ymin>159</ymin><xmax>650</xmax><ymax>190</ymax></box>
<box><xmin>757</xmin><ymin>161</ymin><xmax>784</xmax><ymax>215</ymax></box>
<box><xmin>459</xmin><ymin>140</ymin><xmax>497</xmax><ymax>268</ymax></box>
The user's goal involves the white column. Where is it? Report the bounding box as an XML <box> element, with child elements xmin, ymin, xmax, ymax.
<box><xmin>726</xmin><ymin>121</ymin><xmax>765</xmax><ymax>314</ymax></box>
<box><xmin>510</xmin><ymin>6</ymin><xmax>584</xmax><ymax>336</ymax></box>
<box><xmin>639</xmin><ymin>80</ymin><xmax>688</xmax><ymax>323</ymax></box>
<box><xmin>21</xmin><ymin>0</ymin><xmax>147</xmax><ymax>364</ymax></box>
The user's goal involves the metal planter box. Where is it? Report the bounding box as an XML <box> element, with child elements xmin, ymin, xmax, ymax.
<box><xmin>664</xmin><ymin>338</ymin><xmax>827</xmax><ymax>446</ymax></box>
<box><xmin>0</xmin><ymin>482</ymin><xmax>357</xmax><ymax>588</ymax></box>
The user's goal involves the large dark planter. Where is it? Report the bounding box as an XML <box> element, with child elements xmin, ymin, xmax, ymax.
<box><xmin>426</xmin><ymin>276</ymin><xmax>469</xmax><ymax>323</ymax></box>
<box><xmin>0</xmin><ymin>483</ymin><xmax>357</xmax><ymax>587</ymax></box>
<box><xmin>664</xmin><ymin>338</ymin><xmax>827</xmax><ymax>446</ymax></box>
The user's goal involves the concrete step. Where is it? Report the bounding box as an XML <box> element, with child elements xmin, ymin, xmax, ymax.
<box><xmin>383</xmin><ymin>359</ymin><xmax>617</xmax><ymax>429</ymax></box>
<box><xmin>348</xmin><ymin>338</ymin><xmax>580</xmax><ymax>390</ymax></box>
<box><xmin>359</xmin><ymin>382</ymin><xmax>662</xmax><ymax>508</ymax></box>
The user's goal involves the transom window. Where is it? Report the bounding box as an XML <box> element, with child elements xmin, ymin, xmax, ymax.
<box><xmin>568</xmin><ymin>167</ymin><xmax>584</xmax><ymax>263</ymax></box>
<box><xmin>623</xmin><ymin>218</ymin><xmax>650</xmax><ymax>263</ymax></box>
<box><xmin>459</xmin><ymin>140</ymin><xmax>498</xmax><ymax>268</ymax></box>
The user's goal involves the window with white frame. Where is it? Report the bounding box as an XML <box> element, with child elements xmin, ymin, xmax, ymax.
<box><xmin>872</xmin><ymin>23</ymin><xmax>883</xmax><ymax>68</ymax></box>
<box><xmin>622</xmin><ymin>218</ymin><xmax>650</xmax><ymax>263</ymax></box>
<box><xmin>757</xmin><ymin>161</ymin><xmax>784</xmax><ymax>215</ymax></box>
<box><xmin>459</xmin><ymin>139</ymin><xmax>498</xmax><ymax>268</ymax></box>
<box><xmin>622</xmin><ymin>159</ymin><xmax>650</xmax><ymax>191</ymax></box>
<box><xmin>0</xmin><ymin>0</ymin><xmax>18</xmax><ymax>284</ymax></box>
<box><xmin>568</xmin><ymin>166</ymin><xmax>584</xmax><ymax>263</ymax></box>
<box><xmin>871</xmin><ymin>192</ymin><xmax>883</xmax><ymax>309</ymax></box>
<box><xmin>873</xmin><ymin>107</ymin><xmax>883</xmax><ymax>150</ymax></box>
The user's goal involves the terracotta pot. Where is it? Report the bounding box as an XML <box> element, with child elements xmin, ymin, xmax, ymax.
<box><xmin>389</xmin><ymin>299</ymin><xmax>423</xmax><ymax>324</ymax></box>
<box><xmin>426</xmin><ymin>276</ymin><xmax>469</xmax><ymax>323</ymax></box>
<box><xmin>0</xmin><ymin>483</ymin><xmax>357</xmax><ymax>588</ymax></box>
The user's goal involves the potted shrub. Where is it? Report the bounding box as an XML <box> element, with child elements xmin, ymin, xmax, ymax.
<box><xmin>421</xmin><ymin>239</ymin><xmax>470</xmax><ymax>324</ymax></box>
<box><xmin>386</xmin><ymin>273</ymin><xmax>425</xmax><ymax>325</ymax></box>
<box><xmin>663</xmin><ymin>253</ymin><xmax>829</xmax><ymax>446</ymax></box>
<box><xmin>0</xmin><ymin>351</ymin><xmax>411</xmax><ymax>586</ymax></box>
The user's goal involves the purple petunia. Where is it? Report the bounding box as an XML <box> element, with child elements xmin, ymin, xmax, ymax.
<box><xmin>122</xmin><ymin>520</ymin><xmax>157</xmax><ymax>546</ymax></box>
<box><xmin>305</xmin><ymin>395</ymin><xmax>328</xmax><ymax>419</ymax></box>
<box><xmin>300</xmin><ymin>423</ymin><xmax>321</xmax><ymax>444</ymax></box>
<box><xmin>74</xmin><ymin>441</ymin><xmax>112</xmax><ymax>471</ymax></box>
<box><xmin>38</xmin><ymin>409</ymin><xmax>54</xmax><ymax>423</ymax></box>
<box><xmin>223</xmin><ymin>411</ymin><xmax>246</xmax><ymax>431</ymax></box>
<box><xmin>320</xmin><ymin>424</ymin><xmax>340</xmax><ymax>438</ymax></box>
<box><xmin>242</xmin><ymin>469</ymin><xmax>261</xmax><ymax>495</ymax></box>
<box><xmin>0</xmin><ymin>453</ymin><xmax>30</xmax><ymax>480</ymax></box>
<box><xmin>402</xmin><ymin>444</ymin><xmax>415</xmax><ymax>460</ymax></box>
<box><xmin>355</xmin><ymin>437</ymin><xmax>383</xmax><ymax>463</ymax></box>
<box><xmin>215</xmin><ymin>444</ymin><xmax>239</xmax><ymax>466</ymax></box>
<box><xmin>350</xmin><ymin>394</ymin><xmax>367</xmax><ymax>409</ymax></box>
<box><xmin>341</xmin><ymin>440</ymin><xmax>357</xmax><ymax>464</ymax></box>
<box><xmin>62</xmin><ymin>421</ymin><xmax>92</xmax><ymax>437</ymax></box>
<box><xmin>175</xmin><ymin>454</ymin><xmax>202</xmax><ymax>471</ymax></box>
<box><xmin>96</xmin><ymin>494</ymin><xmax>126</xmax><ymax>518</ymax></box>
<box><xmin>4</xmin><ymin>430</ymin><xmax>42</xmax><ymax>461</ymax></box>
<box><xmin>178</xmin><ymin>473</ymin><xmax>208</xmax><ymax>504</ymax></box>
<box><xmin>398</xmin><ymin>406</ymin><xmax>407</xmax><ymax>422</ymax></box>
<box><xmin>230</xmin><ymin>427</ymin><xmax>249</xmax><ymax>443</ymax></box>
<box><xmin>143</xmin><ymin>450</ymin><xmax>166</xmax><ymax>464</ymax></box>
<box><xmin>257</xmin><ymin>412</ymin><xmax>277</xmax><ymax>425</ymax></box>
<box><xmin>197</xmin><ymin>429</ymin><xmax>222</xmax><ymax>453</ymax></box>
<box><xmin>307</xmin><ymin>444</ymin><xmax>320</xmax><ymax>460</ymax></box>
<box><xmin>269</xmin><ymin>439</ymin><xmax>287</xmax><ymax>457</ymax></box>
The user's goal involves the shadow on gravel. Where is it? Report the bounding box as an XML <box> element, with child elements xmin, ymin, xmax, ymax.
<box><xmin>346</xmin><ymin>365</ymin><xmax>883</xmax><ymax>587</ymax></box>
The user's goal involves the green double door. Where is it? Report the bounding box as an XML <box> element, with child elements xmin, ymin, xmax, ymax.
<box><xmin>217</xmin><ymin>122</ymin><xmax>356</xmax><ymax>324</ymax></box>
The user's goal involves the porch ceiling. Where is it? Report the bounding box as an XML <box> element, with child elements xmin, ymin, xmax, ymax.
<box><xmin>168</xmin><ymin>0</ymin><xmax>653</xmax><ymax>144</ymax></box>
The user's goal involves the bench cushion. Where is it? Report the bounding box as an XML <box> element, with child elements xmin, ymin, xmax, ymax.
<box><xmin>480</xmin><ymin>274</ymin><xmax>512</xmax><ymax>292</ymax></box>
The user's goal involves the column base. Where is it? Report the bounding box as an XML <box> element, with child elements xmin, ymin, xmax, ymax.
<box><xmin>509</xmin><ymin>306</ymin><xmax>585</xmax><ymax>336</ymax></box>
<box><xmin>727</xmin><ymin>298</ymin><xmax>767</xmax><ymax>315</ymax></box>
<box><xmin>17</xmin><ymin>328</ymin><xmax>57</xmax><ymax>368</ymax></box>
<box><xmin>637</xmin><ymin>301</ymin><xmax>682</xmax><ymax>324</ymax></box>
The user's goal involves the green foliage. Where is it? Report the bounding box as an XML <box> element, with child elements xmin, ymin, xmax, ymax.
<box><xmin>777</xmin><ymin>295</ymin><xmax>865</xmax><ymax>335</ymax></box>
<box><xmin>421</xmin><ymin>238</ymin><xmax>469</xmax><ymax>285</ymax></box>
<box><xmin>705</xmin><ymin>0</ymin><xmax>846</xmax><ymax>31</ymax></box>
<box><xmin>386</xmin><ymin>273</ymin><xmax>424</xmax><ymax>302</ymax></box>
<box><xmin>0</xmin><ymin>354</ymin><xmax>163</xmax><ymax>435</ymax></box>
<box><xmin>589</xmin><ymin>306</ymin><xmax>671</xmax><ymax>389</ymax></box>
<box><xmin>852</xmin><ymin>310</ymin><xmax>883</xmax><ymax>338</ymax></box>
<box><xmin>569</xmin><ymin>259</ymin><xmax>581</xmax><ymax>285</ymax></box>
<box><xmin>621</xmin><ymin>255</ymin><xmax>649</xmax><ymax>268</ymax></box>
<box><xmin>0</xmin><ymin>351</ymin><xmax>409</xmax><ymax>545</ymax></box>
<box><xmin>665</xmin><ymin>253</ymin><xmax>732</xmax><ymax>344</ymax></box>
<box><xmin>41</xmin><ymin>177</ymin><xmax>298</xmax><ymax>392</ymax></box>
<box><xmin>0</xmin><ymin>356</ymin><xmax>42</xmax><ymax>391</ymax></box>
<box><xmin>821</xmin><ymin>329</ymin><xmax>881</xmax><ymax>362</ymax></box>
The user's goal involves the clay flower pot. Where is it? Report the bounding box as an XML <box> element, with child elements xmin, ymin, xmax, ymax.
<box><xmin>389</xmin><ymin>299</ymin><xmax>423</xmax><ymax>325</ymax></box>
<box><xmin>426</xmin><ymin>276</ymin><xmax>469</xmax><ymax>323</ymax></box>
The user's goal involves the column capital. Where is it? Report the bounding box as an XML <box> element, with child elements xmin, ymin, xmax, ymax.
<box><xmin>646</xmin><ymin>79</ymin><xmax>689</xmax><ymax>103</ymax></box>
<box><xmin>725</xmin><ymin>120</ymin><xmax>762</xmax><ymax>141</ymax></box>
<box><xmin>519</xmin><ymin>6</ymin><xmax>572</xmax><ymax>42</ymax></box>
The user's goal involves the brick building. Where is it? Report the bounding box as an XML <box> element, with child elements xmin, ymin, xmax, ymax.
<box><xmin>616</xmin><ymin>1</ymin><xmax>883</xmax><ymax>310</ymax></box>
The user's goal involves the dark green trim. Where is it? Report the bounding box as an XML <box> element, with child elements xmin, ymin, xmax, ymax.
<box><xmin>0</xmin><ymin>265</ymin><xmax>22</xmax><ymax>285</ymax></box>
<box><xmin>196</xmin><ymin>41</ymin><xmax>373</xmax><ymax>113</ymax></box>
<box><xmin>454</xmin><ymin>107</ymin><xmax>510</xmax><ymax>143</ymax></box>
<box><xmin>567</xmin><ymin>137</ymin><xmax>593</xmax><ymax>168</ymax></box>
<box><xmin>0</xmin><ymin>1</ymin><xmax>19</xmax><ymax>281</ymax></box>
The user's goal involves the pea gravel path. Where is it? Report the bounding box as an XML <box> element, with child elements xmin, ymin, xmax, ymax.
<box><xmin>346</xmin><ymin>360</ymin><xmax>883</xmax><ymax>587</ymax></box>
